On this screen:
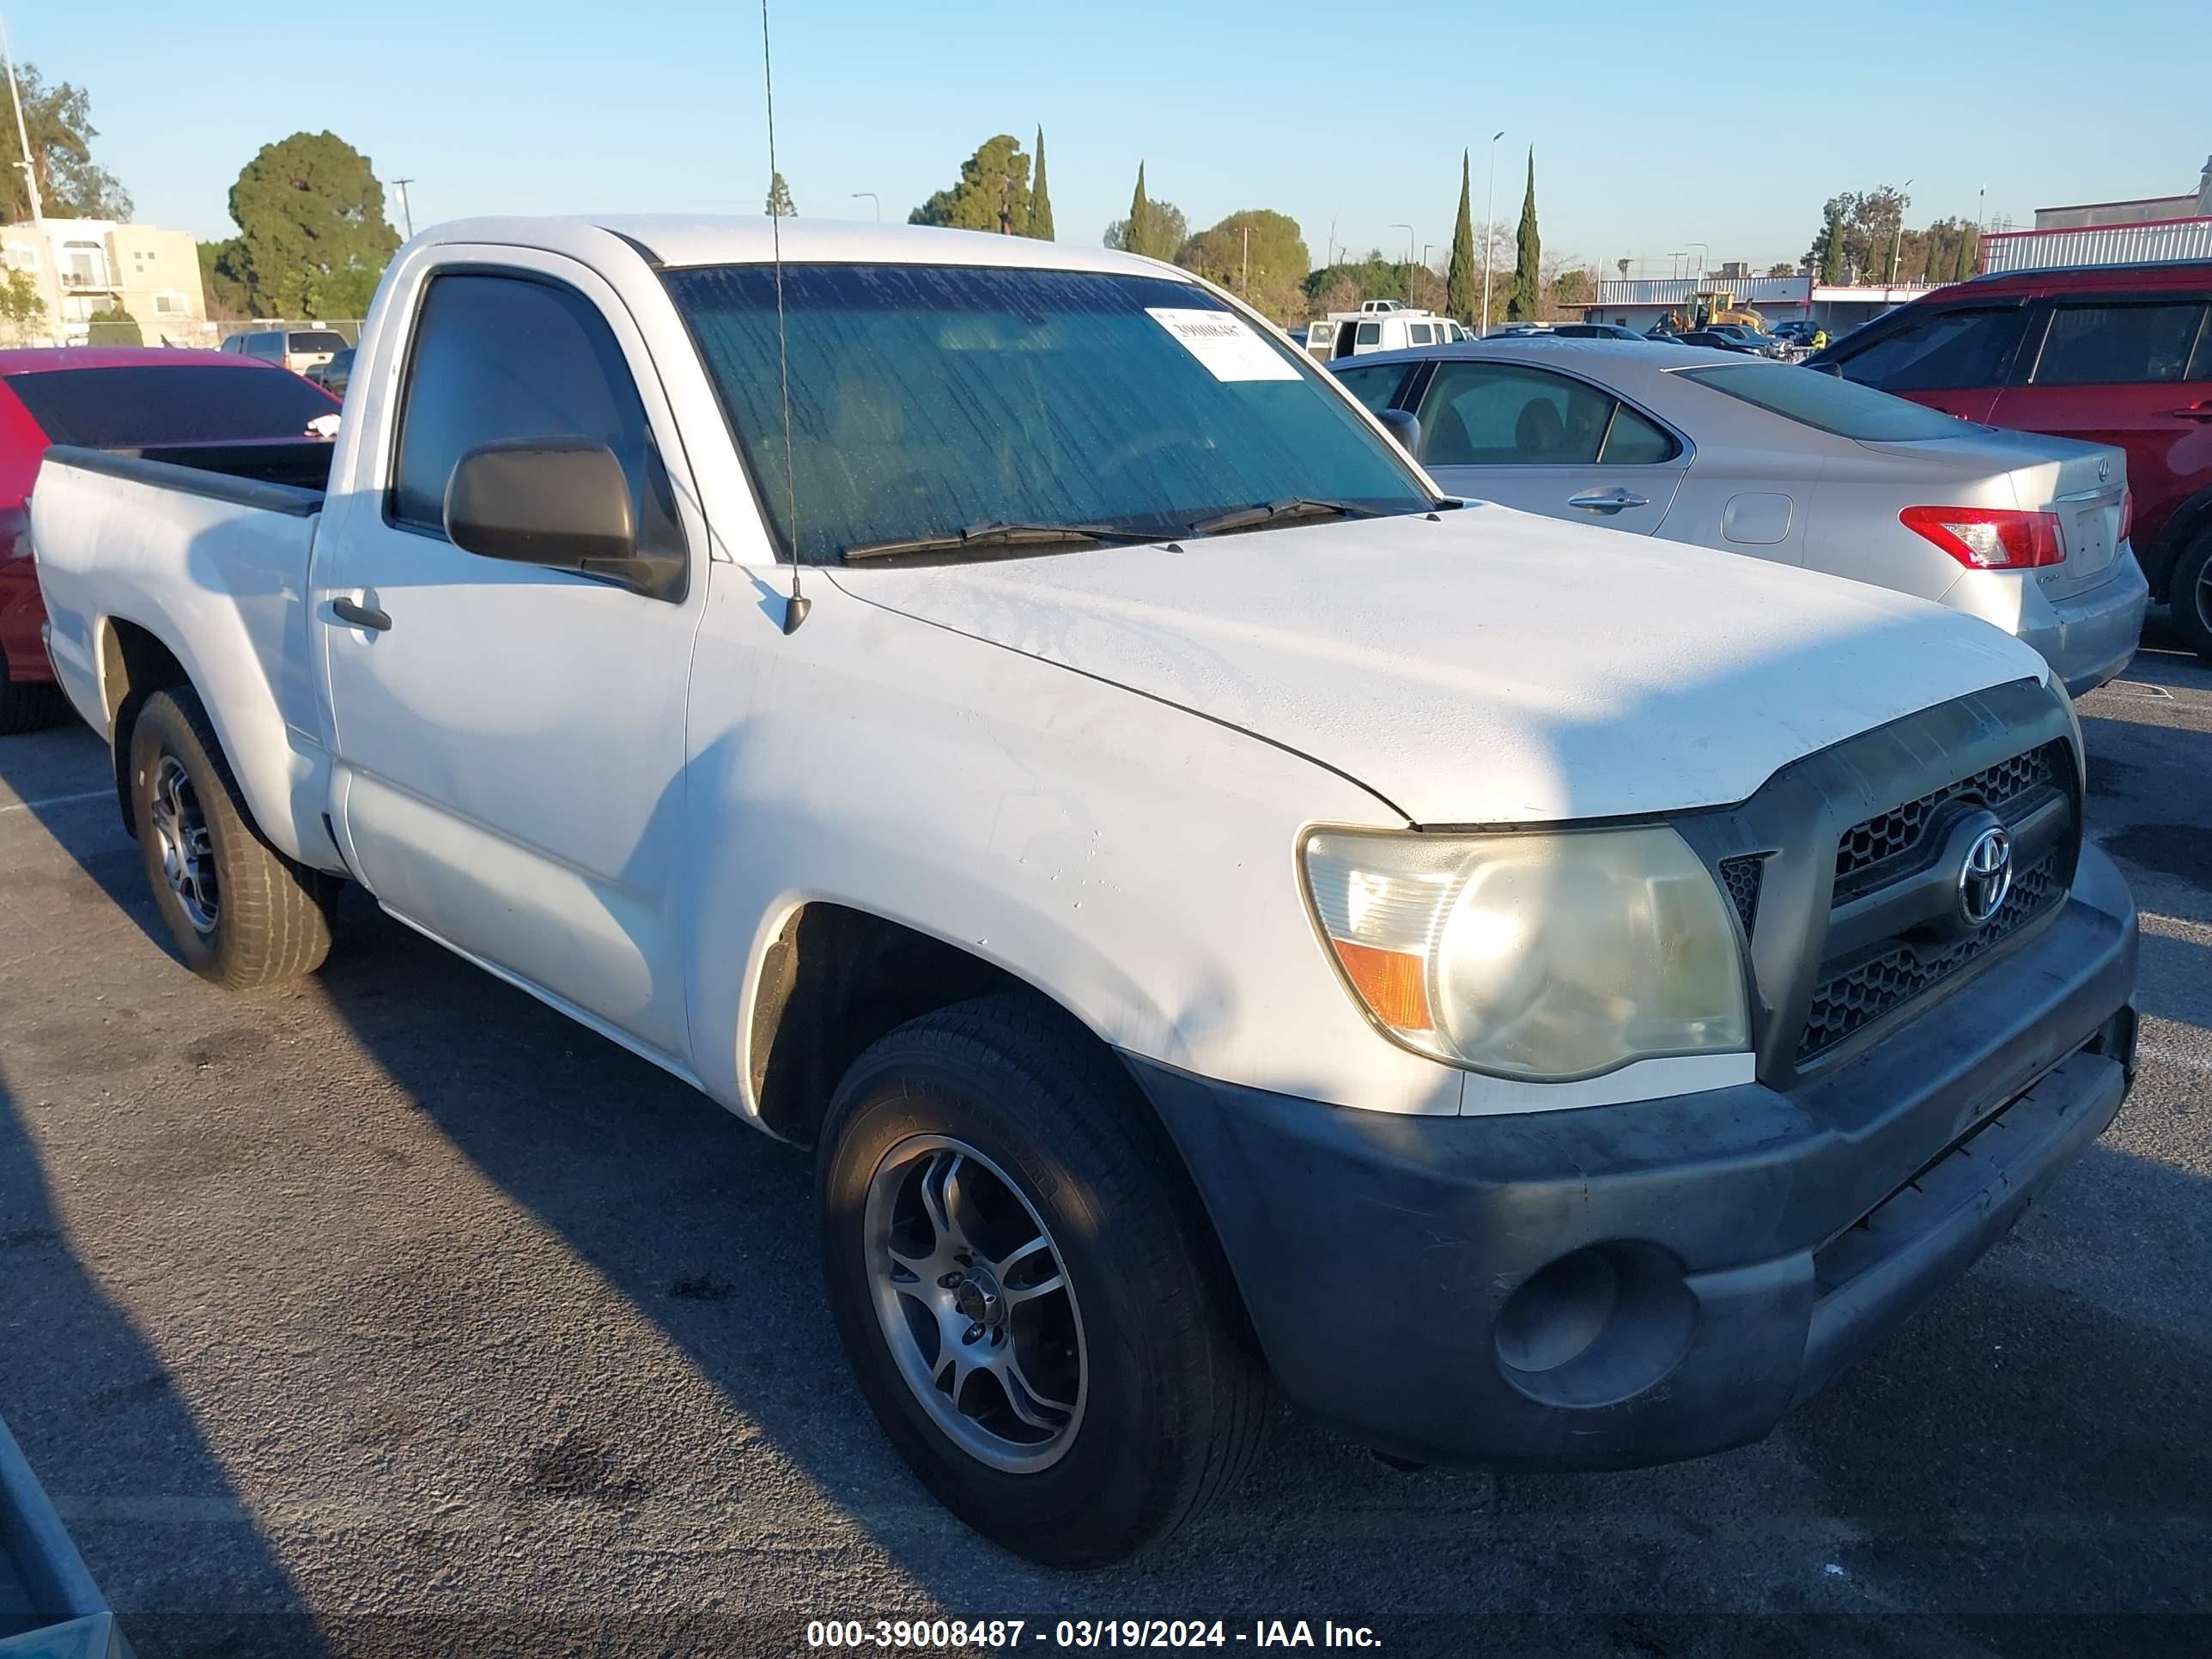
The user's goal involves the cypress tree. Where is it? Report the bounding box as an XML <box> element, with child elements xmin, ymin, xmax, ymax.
<box><xmin>1445</xmin><ymin>149</ymin><xmax>1477</xmax><ymax>325</ymax></box>
<box><xmin>764</xmin><ymin>171</ymin><xmax>795</xmax><ymax>217</ymax></box>
<box><xmin>1029</xmin><ymin>126</ymin><xmax>1055</xmax><ymax>241</ymax></box>
<box><xmin>1820</xmin><ymin>210</ymin><xmax>1847</xmax><ymax>284</ymax></box>
<box><xmin>1508</xmin><ymin>148</ymin><xmax>1540</xmax><ymax>321</ymax></box>
<box><xmin>1129</xmin><ymin>163</ymin><xmax>1156</xmax><ymax>258</ymax></box>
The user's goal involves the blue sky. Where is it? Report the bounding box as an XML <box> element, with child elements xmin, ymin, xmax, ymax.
<box><xmin>13</xmin><ymin>0</ymin><xmax>2208</xmax><ymax>278</ymax></box>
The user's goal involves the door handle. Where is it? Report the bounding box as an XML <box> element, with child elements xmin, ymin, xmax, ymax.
<box><xmin>2168</xmin><ymin>401</ymin><xmax>2212</xmax><ymax>422</ymax></box>
<box><xmin>330</xmin><ymin>596</ymin><xmax>392</xmax><ymax>632</ymax></box>
<box><xmin>1567</xmin><ymin>489</ymin><xmax>1650</xmax><ymax>514</ymax></box>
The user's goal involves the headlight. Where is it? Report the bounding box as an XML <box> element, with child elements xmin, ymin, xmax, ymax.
<box><xmin>1301</xmin><ymin>826</ymin><xmax>1748</xmax><ymax>1081</ymax></box>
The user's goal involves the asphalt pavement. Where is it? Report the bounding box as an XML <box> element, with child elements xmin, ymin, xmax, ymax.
<box><xmin>1</xmin><ymin>627</ymin><xmax>2207</xmax><ymax>1659</ymax></box>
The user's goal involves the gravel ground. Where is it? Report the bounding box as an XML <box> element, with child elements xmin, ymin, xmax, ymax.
<box><xmin>1</xmin><ymin>627</ymin><xmax>2207</xmax><ymax>1659</ymax></box>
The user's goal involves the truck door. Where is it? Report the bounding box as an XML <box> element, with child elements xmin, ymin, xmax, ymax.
<box><xmin>313</xmin><ymin>255</ymin><xmax>707</xmax><ymax>1065</ymax></box>
<box><xmin>1412</xmin><ymin>358</ymin><xmax>1685</xmax><ymax>532</ymax></box>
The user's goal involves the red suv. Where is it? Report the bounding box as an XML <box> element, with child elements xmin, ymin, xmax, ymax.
<box><xmin>1808</xmin><ymin>262</ymin><xmax>2212</xmax><ymax>661</ymax></box>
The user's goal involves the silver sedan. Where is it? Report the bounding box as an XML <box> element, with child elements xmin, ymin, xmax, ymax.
<box><xmin>1333</xmin><ymin>339</ymin><xmax>2149</xmax><ymax>696</ymax></box>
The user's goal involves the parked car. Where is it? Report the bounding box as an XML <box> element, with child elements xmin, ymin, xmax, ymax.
<box><xmin>1331</xmin><ymin>337</ymin><xmax>2145</xmax><ymax>694</ymax></box>
<box><xmin>220</xmin><ymin>326</ymin><xmax>350</xmax><ymax>376</ymax></box>
<box><xmin>306</xmin><ymin>345</ymin><xmax>356</xmax><ymax>400</ymax></box>
<box><xmin>1807</xmin><ymin>261</ymin><xmax>2212</xmax><ymax>658</ymax></box>
<box><xmin>33</xmin><ymin>216</ymin><xmax>2136</xmax><ymax>1567</ymax></box>
<box><xmin>0</xmin><ymin>346</ymin><xmax>339</xmax><ymax>732</ymax></box>
<box><xmin>1673</xmin><ymin>327</ymin><xmax>1764</xmax><ymax>353</ymax></box>
<box><xmin>1547</xmin><ymin>322</ymin><xmax>1644</xmax><ymax>340</ymax></box>
<box><xmin>1306</xmin><ymin>309</ymin><xmax>1465</xmax><ymax>360</ymax></box>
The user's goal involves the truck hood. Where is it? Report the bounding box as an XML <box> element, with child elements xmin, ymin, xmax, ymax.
<box><xmin>832</xmin><ymin>504</ymin><xmax>2049</xmax><ymax>824</ymax></box>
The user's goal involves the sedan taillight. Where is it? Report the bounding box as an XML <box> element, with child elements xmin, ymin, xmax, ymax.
<box><xmin>2119</xmin><ymin>488</ymin><xmax>2135</xmax><ymax>545</ymax></box>
<box><xmin>1899</xmin><ymin>505</ymin><xmax>2065</xmax><ymax>570</ymax></box>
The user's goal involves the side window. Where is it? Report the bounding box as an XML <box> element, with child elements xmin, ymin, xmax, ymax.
<box><xmin>1354</xmin><ymin>322</ymin><xmax>1381</xmax><ymax>346</ymax></box>
<box><xmin>1417</xmin><ymin>361</ymin><xmax>1615</xmax><ymax>465</ymax></box>
<box><xmin>1332</xmin><ymin>363</ymin><xmax>1412</xmax><ymax>415</ymax></box>
<box><xmin>1832</xmin><ymin>306</ymin><xmax>2022</xmax><ymax>391</ymax></box>
<box><xmin>1598</xmin><ymin>403</ymin><xmax>1680</xmax><ymax>465</ymax></box>
<box><xmin>387</xmin><ymin>271</ymin><xmax>685</xmax><ymax>566</ymax></box>
<box><xmin>2029</xmin><ymin>301</ymin><xmax>2209</xmax><ymax>386</ymax></box>
<box><xmin>1408</xmin><ymin>323</ymin><xmax>1434</xmax><ymax>346</ymax></box>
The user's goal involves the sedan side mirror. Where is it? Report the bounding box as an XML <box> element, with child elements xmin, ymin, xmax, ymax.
<box><xmin>1376</xmin><ymin>407</ymin><xmax>1423</xmax><ymax>460</ymax></box>
<box><xmin>444</xmin><ymin>437</ymin><xmax>681</xmax><ymax>601</ymax></box>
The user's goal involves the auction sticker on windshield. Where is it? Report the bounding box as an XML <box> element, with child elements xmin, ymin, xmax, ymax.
<box><xmin>1146</xmin><ymin>307</ymin><xmax>1301</xmax><ymax>382</ymax></box>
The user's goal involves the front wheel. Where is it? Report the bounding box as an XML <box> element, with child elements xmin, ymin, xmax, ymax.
<box><xmin>2169</xmin><ymin>528</ymin><xmax>2212</xmax><ymax>663</ymax></box>
<box><xmin>127</xmin><ymin>687</ymin><xmax>334</xmax><ymax>988</ymax></box>
<box><xmin>817</xmin><ymin>994</ymin><xmax>1268</xmax><ymax>1566</ymax></box>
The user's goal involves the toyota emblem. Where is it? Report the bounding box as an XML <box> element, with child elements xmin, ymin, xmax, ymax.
<box><xmin>1958</xmin><ymin>825</ymin><xmax>2014</xmax><ymax>927</ymax></box>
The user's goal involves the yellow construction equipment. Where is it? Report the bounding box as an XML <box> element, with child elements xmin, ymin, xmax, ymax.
<box><xmin>1686</xmin><ymin>289</ymin><xmax>1766</xmax><ymax>331</ymax></box>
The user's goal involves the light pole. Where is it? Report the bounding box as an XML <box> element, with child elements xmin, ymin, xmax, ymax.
<box><xmin>1670</xmin><ymin>252</ymin><xmax>1685</xmax><ymax>279</ymax></box>
<box><xmin>1391</xmin><ymin>223</ymin><xmax>1414</xmax><ymax>303</ymax></box>
<box><xmin>1421</xmin><ymin>243</ymin><xmax>1433</xmax><ymax>303</ymax></box>
<box><xmin>390</xmin><ymin>178</ymin><xmax>416</xmax><ymax>240</ymax></box>
<box><xmin>1479</xmin><ymin>130</ymin><xmax>1503</xmax><ymax>334</ymax></box>
<box><xmin>851</xmin><ymin>191</ymin><xmax>880</xmax><ymax>222</ymax></box>
<box><xmin>1888</xmin><ymin>178</ymin><xmax>1914</xmax><ymax>285</ymax></box>
<box><xmin>1686</xmin><ymin>241</ymin><xmax>1709</xmax><ymax>281</ymax></box>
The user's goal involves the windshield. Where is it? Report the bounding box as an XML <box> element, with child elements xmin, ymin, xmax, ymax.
<box><xmin>288</xmin><ymin>331</ymin><xmax>347</xmax><ymax>354</ymax></box>
<box><xmin>5</xmin><ymin>364</ymin><xmax>340</xmax><ymax>447</ymax></box>
<box><xmin>664</xmin><ymin>264</ymin><xmax>1431</xmax><ymax>564</ymax></box>
<box><xmin>1678</xmin><ymin>362</ymin><xmax>1974</xmax><ymax>441</ymax></box>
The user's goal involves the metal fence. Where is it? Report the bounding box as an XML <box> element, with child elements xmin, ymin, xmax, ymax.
<box><xmin>1979</xmin><ymin>218</ymin><xmax>2212</xmax><ymax>274</ymax></box>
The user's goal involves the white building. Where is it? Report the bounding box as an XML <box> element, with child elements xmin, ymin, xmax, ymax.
<box><xmin>1</xmin><ymin>218</ymin><xmax>213</xmax><ymax>347</ymax></box>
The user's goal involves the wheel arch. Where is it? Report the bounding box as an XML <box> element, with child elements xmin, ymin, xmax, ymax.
<box><xmin>99</xmin><ymin>615</ymin><xmax>193</xmax><ymax>838</ymax></box>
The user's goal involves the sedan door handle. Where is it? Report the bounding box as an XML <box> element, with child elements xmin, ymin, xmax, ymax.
<box><xmin>1566</xmin><ymin>489</ymin><xmax>1650</xmax><ymax>514</ymax></box>
<box><xmin>2168</xmin><ymin>401</ymin><xmax>2212</xmax><ymax>422</ymax></box>
<box><xmin>330</xmin><ymin>596</ymin><xmax>392</xmax><ymax>632</ymax></box>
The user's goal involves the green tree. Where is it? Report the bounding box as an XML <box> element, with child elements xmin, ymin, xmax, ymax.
<box><xmin>226</xmin><ymin>131</ymin><xmax>399</xmax><ymax>317</ymax></box>
<box><xmin>1547</xmin><ymin>266</ymin><xmax>1594</xmax><ymax>308</ymax></box>
<box><xmin>1027</xmin><ymin>126</ymin><xmax>1054</xmax><ymax>241</ymax></box>
<box><xmin>1445</xmin><ymin>149</ymin><xmax>1478</xmax><ymax>325</ymax></box>
<box><xmin>1768</xmin><ymin>261</ymin><xmax>1796</xmax><ymax>276</ymax></box>
<box><xmin>1109</xmin><ymin>163</ymin><xmax>1184</xmax><ymax>260</ymax></box>
<box><xmin>908</xmin><ymin>134</ymin><xmax>1031</xmax><ymax>234</ymax></box>
<box><xmin>1507</xmin><ymin>149</ymin><xmax>1540</xmax><ymax>321</ymax></box>
<box><xmin>0</xmin><ymin>268</ymin><xmax>46</xmax><ymax>342</ymax></box>
<box><xmin>86</xmin><ymin>305</ymin><xmax>141</xmax><ymax>347</ymax></box>
<box><xmin>0</xmin><ymin>61</ymin><xmax>131</xmax><ymax>222</ymax></box>
<box><xmin>1176</xmin><ymin>210</ymin><xmax>1310</xmax><ymax>324</ymax></box>
<box><xmin>1104</xmin><ymin>188</ymin><xmax>1186</xmax><ymax>260</ymax></box>
<box><xmin>1817</xmin><ymin>207</ymin><xmax>1847</xmax><ymax>283</ymax></box>
<box><xmin>765</xmin><ymin>171</ymin><xmax>796</xmax><ymax>216</ymax></box>
<box><xmin>198</xmin><ymin>240</ymin><xmax>256</xmax><ymax>319</ymax></box>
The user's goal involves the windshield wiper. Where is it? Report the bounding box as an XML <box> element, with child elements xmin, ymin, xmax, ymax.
<box><xmin>840</xmin><ymin>520</ymin><xmax>1170</xmax><ymax>562</ymax></box>
<box><xmin>1184</xmin><ymin>497</ymin><xmax>1394</xmax><ymax>537</ymax></box>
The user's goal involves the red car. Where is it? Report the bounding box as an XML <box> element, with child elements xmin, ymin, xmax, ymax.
<box><xmin>1</xmin><ymin>347</ymin><xmax>342</xmax><ymax>731</ymax></box>
<box><xmin>1808</xmin><ymin>262</ymin><xmax>2212</xmax><ymax>660</ymax></box>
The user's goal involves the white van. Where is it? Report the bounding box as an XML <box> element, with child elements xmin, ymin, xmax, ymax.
<box><xmin>1304</xmin><ymin>308</ymin><xmax>1466</xmax><ymax>361</ymax></box>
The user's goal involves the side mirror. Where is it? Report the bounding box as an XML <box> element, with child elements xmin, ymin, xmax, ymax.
<box><xmin>1376</xmin><ymin>407</ymin><xmax>1423</xmax><ymax>459</ymax></box>
<box><xmin>444</xmin><ymin>437</ymin><xmax>681</xmax><ymax>600</ymax></box>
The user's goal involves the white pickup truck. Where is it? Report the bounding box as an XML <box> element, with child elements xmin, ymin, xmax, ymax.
<box><xmin>31</xmin><ymin>217</ymin><xmax>2139</xmax><ymax>1567</ymax></box>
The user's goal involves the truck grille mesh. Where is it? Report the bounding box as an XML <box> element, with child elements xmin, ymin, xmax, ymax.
<box><xmin>1718</xmin><ymin>854</ymin><xmax>1765</xmax><ymax>937</ymax></box>
<box><xmin>1798</xmin><ymin>850</ymin><xmax>2063</xmax><ymax>1062</ymax></box>
<box><xmin>1833</xmin><ymin>744</ymin><xmax>2061</xmax><ymax>894</ymax></box>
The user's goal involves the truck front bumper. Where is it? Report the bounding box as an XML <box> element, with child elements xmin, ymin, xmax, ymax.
<box><xmin>1125</xmin><ymin>845</ymin><xmax>2137</xmax><ymax>1472</ymax></box>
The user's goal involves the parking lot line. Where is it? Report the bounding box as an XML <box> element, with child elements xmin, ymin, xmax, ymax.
<box><xmin>0</xmin><ymin>788</ymin><xmax>110</xmax><ymax>817</ymax></box>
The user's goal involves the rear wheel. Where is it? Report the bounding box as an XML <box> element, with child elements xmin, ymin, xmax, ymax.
<box><xmin>2170</xmin><ymin>528</ymin><xmax>2212</xmax><ymax>663</ymax></box>
<box><xmin>817</xmin><ymin>993</ymin><xmax>1268</xmax><ymax>1566</ymax></box>
<box><xmin>127</xmin><ymin>686</ymin><xmax>333</xmax><ymax>988</ymax></box>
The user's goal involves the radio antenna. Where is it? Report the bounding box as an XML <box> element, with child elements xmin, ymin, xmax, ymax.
<box><xmin>761</xmin><ymin>0</ymin><xmax>808</xmax><ymax>633</ymax></box>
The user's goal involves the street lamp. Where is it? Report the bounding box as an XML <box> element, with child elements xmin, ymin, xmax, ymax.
<box><xmin>1479</xmin><ymin>131</ymin><xmax>1504</xmax><ymax>334</ymax></box>
<box><xmin>1686</xmin><ymin>240</ymin><xmax>1708</xmax><ymax>280</ymax></box>
<box><xmin>851</xmin><ymin>191</ymin><xmax>880</xmax><ymax>222</ymax></box>
<box><xmin>1670</xmin><ymin>251</ymin><xmax>1685</xmax><ymax>279</ymax></box>
<box><xmin>1888</xmin><ymin>178</ymin><xmax>1914</xmax><ymax>284</ymax></box>
<box><xmin>1391</xmin><ymin>223</ymin><xmax>1414</xmax><ymax>303</ymax></box>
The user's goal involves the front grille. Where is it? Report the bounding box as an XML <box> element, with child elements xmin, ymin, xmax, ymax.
<box><xmin>1833</xmin><ymin>744</ymin><xmax>2061</xmax><ymax>896</ymax></box>
<box><xmin>1798</xmin><ymin>849</ymin><xmax>2063</xmax><ymax>1062</ymax></box>
<box><xmin>1719</xmin><ymin>854</ymin><xmax>1765</xmax><ymax>937</ymax></box>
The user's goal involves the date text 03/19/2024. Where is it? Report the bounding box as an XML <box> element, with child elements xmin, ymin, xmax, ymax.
<box><xmin>804</xmin><ymin>1619</ymin><xmax>1383</xmax><ymax>1648</ymax></box>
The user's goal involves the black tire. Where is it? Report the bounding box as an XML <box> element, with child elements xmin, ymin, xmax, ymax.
<box><xmin>817</xmin><ymin>993</ymin><xmax>1268</xmax><ymax>1566</ymax></box>
<box><xmin>0</xmin><ymin>645</ymin><xmax>64</xmax><ymax>734</ymax></box>
<box><xmin>126</xmin><ymin>686</ymin><xmax>333</xmax><ymax>988</ymax></box>
<box><xmin>2169</xmin><ymin>528</ymin><xmax>2212</xmax><ymax>663</ymax></box>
